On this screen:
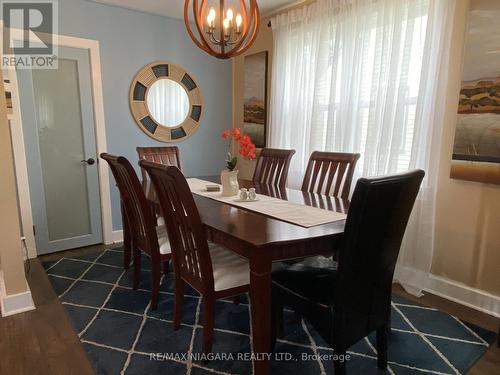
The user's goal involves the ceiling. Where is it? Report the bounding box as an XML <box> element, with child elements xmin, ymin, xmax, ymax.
<box><xmin>89</xmin><ymin>0</ymin><xmax>301</xmax><ymax>20</ymax></box>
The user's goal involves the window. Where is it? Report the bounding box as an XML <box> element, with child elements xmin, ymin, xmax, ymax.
<box><xmin>271</xmin><ymin>0</ymin><xmax>431</xmax><ymax>186</ymax></box>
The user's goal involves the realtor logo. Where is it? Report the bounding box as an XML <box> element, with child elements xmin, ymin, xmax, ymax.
<box><xmin>1</xmin><ymin>0</ymin><xmax>58</xmax><ymax>69</ymax></box>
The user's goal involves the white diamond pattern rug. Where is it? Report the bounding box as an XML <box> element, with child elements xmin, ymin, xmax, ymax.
<box><xmin>43</xmin><ymin>248</ymin><xmax>497</xmax><ymax>375</ymax></box>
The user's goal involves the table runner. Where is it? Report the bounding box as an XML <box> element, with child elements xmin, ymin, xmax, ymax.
<box><xmin>187</xmin><ymin>178</ymin><xmax>347</xmax><ymax>228</ymax></box>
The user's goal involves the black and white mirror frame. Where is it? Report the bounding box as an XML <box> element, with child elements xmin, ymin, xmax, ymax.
<box><xmin>129</xmin><ymin>61</ymin><xmax>204</xmax><ymax>142</ymax></box>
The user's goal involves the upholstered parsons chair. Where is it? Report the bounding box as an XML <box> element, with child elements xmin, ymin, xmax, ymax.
<box><xmin>271</xmin><ymin>169</ymin><xmax>425</xmax><ymax>374</ymax></box>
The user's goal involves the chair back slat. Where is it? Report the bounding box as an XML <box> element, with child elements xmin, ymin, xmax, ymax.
<box><xmin>332</xmin><ymin>162</ymin><xmax>348</xmax><ymax>197</ymax></box>
<box><xmin>317</xmin><ymin>161</ymin><xmax>328</xmax><ymax>192</ymax></box>
<box><xmin>316</xmin><ymin>160</ymin><xmax>331</xmax><ymax>193</ymax></box>
<box><xmin>100</xmin><ymin>153</ymin><xmax>159</xmax><ymax>259</ymax></box>
<box><xmin>308</xmin><ymin>159</ymin><xmax>322</xmax><ymax>192</ymax></box>
<box><xmin>301</xmin><ymin>151</ymin><xmax>360</xmax><ymax>198</ymax></box>
<box><xmin>335</xmin><ymin>169</ymin><xmax>425</xmax><ymax>346</ymax></box>
<box><xmin>253</xmin><ymin>148</ymin><xmax>296</xmax><ymax>188</ymax></box>
<box><xmin>324</xmin><ymin>162</ymin><xmax>339</xmax><ymax>194</ymax></box>
<box><xmin>140</xmin><ymin>161</ymin><xmax>214</xmax><ymax>293</ymax></box>
<box><xmin>137</xmin><ymin>146</ymin><xmax>181</xmax><ymax>184</ymax></box>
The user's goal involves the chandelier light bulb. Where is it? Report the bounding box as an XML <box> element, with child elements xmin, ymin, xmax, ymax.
<box><xmin>227</xmin><ymin>8</ymin><xmax>234</xmax><ymax>21</ymax></box>
<box><xmin>206</xmin><ymin>7</ymin><xmax>216</xmax><ymax>28</ymax></box>
<box><xmin>208</xmin><ymin>7</ymin><xmax>216</xmax><ymax>20</ymax></box>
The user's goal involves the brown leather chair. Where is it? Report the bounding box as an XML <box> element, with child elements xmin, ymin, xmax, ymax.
<box><xmin>100</xmin><ymin>153</ymin><xmax>172</xmax><ymax>310</ymax></box>
<box><xmin>271</xmin><ymin>169</ymin><xmax>425</xmax><ymax>375</ymax></box>
<box><xmin>140</xmin><ymin>161</ymin><xmax>250</xmax><ymax>354</ymax></box>
<box><xmin>252</xmin><ymin>148</ymin><xmax>296</xmax><ymax>188</ymax></box>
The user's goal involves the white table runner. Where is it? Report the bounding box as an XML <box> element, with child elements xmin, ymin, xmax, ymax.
<box><xmin>187</xmin><ymin>178</ymin><xmax>347</xmax><ymax>228</ymax></box>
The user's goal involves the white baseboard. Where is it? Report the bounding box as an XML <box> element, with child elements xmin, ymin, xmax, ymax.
<box><xmin>426</xmin><ymin>274</ymin><xmax>500</xmax><ymax>318</ymax></box>
<box><xmin>395</xmin><ymin>265</ymin><xmax>500</xmax><ymax>318</ymax></box>
<box><xmin>0</xmin><ymin>270</ymin><xmax>35</xmax><ymax>317</ymax></box>
<box><xmin>110</xmin><ymin>230</ymin><xmax>123</xmax><ymax>244</ymax></box>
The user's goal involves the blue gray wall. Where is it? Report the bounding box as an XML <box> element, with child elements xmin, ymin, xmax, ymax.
<box><xmin>58</xmin><ymin>0</ymin><xmax>232</xmax><ymax>230</ymax></box>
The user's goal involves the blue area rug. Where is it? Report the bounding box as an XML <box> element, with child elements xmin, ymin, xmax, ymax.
<box><xmin>43</xmin><ymin>248</ymin><xmax>496</xmax><ymax>375</ymax></box>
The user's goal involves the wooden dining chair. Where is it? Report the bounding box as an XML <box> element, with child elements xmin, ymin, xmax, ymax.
<box><xmin>137</xmin><ymin>147</ymin><xmax>181</xmax><ymax>227</ymax></box>
<box><xmin>100</xmin><ymin>153</ymin><xmax>172</xmax><ymax>310</ymax></box>
<box><xmin>252</xmin><ymin>148</ymin><xmax>296</xmax><ymax>188</ymax></box>
<box><xmin>301</xmin><ymin>151</ymin><xmax>360</xmax><ymax>199</ymax></box>
<box><xmin>271</xmin><ymin>169</ymin><xmax>425</xmax><ymax>375</ymax></box>
<box><xmin>139</xmin><ymin>160</ymin><xmax>250</xmax><ymax>354</ymax></box>
<box><xmin>136</xmin><ymin>146</ymin><xmax>181</xmax><ymax>185</ymax></box>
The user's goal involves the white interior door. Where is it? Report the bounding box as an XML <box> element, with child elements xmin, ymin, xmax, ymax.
<box><xmin>17</xmin><ymin>46</ymin><xmax>103</xmax><ymax>255</ymax></box>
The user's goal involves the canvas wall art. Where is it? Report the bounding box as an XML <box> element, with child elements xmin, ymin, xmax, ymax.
<box><xmin>243</xmin><ymin>51</ymin><xmax>268</xmax><ymax>148</ymax></box>
<box><xmin>450</xmin><ymin>0</ymin><xmax>500</xmax><ymax>184</ymax></box>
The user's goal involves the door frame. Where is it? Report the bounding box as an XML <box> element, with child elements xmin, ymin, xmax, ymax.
<box><xmin>4</xmin><ymin>24</ymin><xmax>113</xmax><ymax>258</ymax></box>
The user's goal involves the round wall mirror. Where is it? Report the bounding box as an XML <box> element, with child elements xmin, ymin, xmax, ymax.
<box><xmin>147</xmin><ymin>79</ymin><xmax>190</xmax><ymax>127</ymax></box>
<box><xmin>129</xmin><ymin>61</ymin><xmax>204</xmax><ymax>142</ymax></box>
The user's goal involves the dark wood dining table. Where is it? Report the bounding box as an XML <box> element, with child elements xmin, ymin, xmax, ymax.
<box><xmin>147</xmin><ymin>176</ymin><xmax>348</xmax><ymax>375</ymax></box>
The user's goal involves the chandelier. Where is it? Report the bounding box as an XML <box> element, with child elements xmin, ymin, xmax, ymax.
<box><xmin>184</xmin><ymin>1</ymin><xmax>260</xmax><ymax>59</ymax></box>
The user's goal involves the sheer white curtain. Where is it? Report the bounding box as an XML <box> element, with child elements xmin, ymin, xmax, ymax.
<box><xmin>270</xmin><ymin>0</ymin><xmax>455</xmax><ymax>295</ymax></box>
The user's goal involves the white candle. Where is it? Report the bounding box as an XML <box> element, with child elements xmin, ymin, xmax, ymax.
<box><xmin>207</xmin><ymin>7</ymin><xmax>216</xmax><ymax>28</ymax></box>
<box><xmin>235</xmin><ymin>14</ymin><xmax>242</xmax><ymax>32</ymax></box>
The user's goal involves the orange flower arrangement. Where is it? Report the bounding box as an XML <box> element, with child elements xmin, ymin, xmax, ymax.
<box><xmin>221</xmin><ymin>127</ymin><xmax>256</xmax><ymax>171</ymax></box>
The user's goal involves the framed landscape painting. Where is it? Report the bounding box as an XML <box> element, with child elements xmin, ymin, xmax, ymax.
<box><xmin>450</xmin><ymin>0</ymin><xmax>500</xmax><ymax>185</ymax></box>
<box><xmin>243</xmin><ymin>51</ymin><xmax>268</xmax><ymax>148</ymax></box>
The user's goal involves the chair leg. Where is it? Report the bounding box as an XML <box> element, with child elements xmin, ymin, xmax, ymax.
<box><xmin>123</xmin><ymin>241</ymin><xmax>131</xmax><ymax>269</ymax></box>
<box><xmin>387</xmin><ymin>311</ymin><xmax>392</xmax><ymax>337</ymax></box>
<box><xmin>333</xmin><ymin>350</ymin><xmax>346</xmax><ymax>375</ymax></box>
<box><xmin>271</xmin><ymin>297</ymin><xmax>284</xmax><ymax>352</ymax></box>
<box><xmin>132</xmin><ymin>248</ymin><xmax>141</xmax><ymax>290</ymax></box>
<box><xmin>122</xmin><ymin>205</ymin><xmax>131</xmax><ymax>269</ymax></box>
<box><xmin>232</xmin><ymin>295</ymin><xmax>240</xmax><ymax>305</ymax></box>
<box><xmin>163</xmin><ymin>260</ymin><xmax>170</xmax><ymax>274</ymax></box>
<box><xmin>122</xmin><ymin>227</ymin><xmax>131</xmax><ymax>270</ymax></box>
<box><xmin>376</xmin><ymin>324</ymin><xmax>389</xmax><ymax>370</ymax></box>
<box><xmin>497</xmin><ymin>323</ymin><xmax>499</xmax><ymax>348</ymax></box>
<box><xmin>202</xmin><ymin>297</ymin><xmax>215</xmax><ymax>354</ymax></box>
<box><xmin>151</xmin><ymin>261</ymin><xmax>161</xmax><ymax>310</ymax></box>
<box><xmin>173</xmin><ymin>278</ymin><xmax>185</xmax><ymax>330</ymax></box>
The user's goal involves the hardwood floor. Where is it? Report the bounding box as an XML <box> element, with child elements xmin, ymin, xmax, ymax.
<box><xmin>0</xmin><ymin>245</ymin><xmax>498</xmax><ymax>375</ymax></box>
<box><xmin>0</xmin><ymin>256</ymin><xmax>95</xmax><ymax>375</ymax></box>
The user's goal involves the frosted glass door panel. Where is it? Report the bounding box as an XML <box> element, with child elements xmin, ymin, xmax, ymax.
<box><xmin>32</xmin><ymin>60</ymin><xmax>91</xmax><ymax>241</ymax></box>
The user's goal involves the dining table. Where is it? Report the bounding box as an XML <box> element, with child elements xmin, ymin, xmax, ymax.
<box><xmin>146</xmin><ymin>176</ymin><xmax>349</xmax><ymax>375</ymax></box>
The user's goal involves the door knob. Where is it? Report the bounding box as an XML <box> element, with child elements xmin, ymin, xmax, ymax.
<box><xmin>81</xmin><ymin>158</ymin><xmax>96</xmax><ymax>165</ymax></box>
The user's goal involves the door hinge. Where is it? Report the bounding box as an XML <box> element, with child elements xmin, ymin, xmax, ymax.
<box><xmin>33</xmin><ymin>225</ymin><xmax>36</xmax><ymax>236</ymax></box>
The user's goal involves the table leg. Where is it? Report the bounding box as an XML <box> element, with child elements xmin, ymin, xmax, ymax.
<box><xmin>121</xmin><ymin>201</ymin><xmax>131</xmax><ymax>269</ymax></box>
<box><xmin>250</xmin><ymin>253</ymin><xmax>272</xmax><ymax>375</ymax></box>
